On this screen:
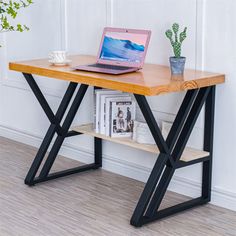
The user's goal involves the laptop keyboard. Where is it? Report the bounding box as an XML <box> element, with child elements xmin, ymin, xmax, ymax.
<box><xmin>87</xmin><ymin>63</ymin><xmax>134</xmax><ymax>70</ymax></box>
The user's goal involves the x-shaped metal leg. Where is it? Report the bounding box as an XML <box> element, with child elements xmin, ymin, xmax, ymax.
<box><xmin>23</xmin><ymin>73</ymin><xmax>102</xmax><ymax>186</ymax></box>
<box><xmin>131</xmin><ymin>86</ymin><xmax>215</xmax><ymax>227</ymax></box>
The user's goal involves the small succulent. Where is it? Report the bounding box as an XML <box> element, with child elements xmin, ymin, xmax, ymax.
<box><xmin>165</xmin><ymin>23</ymin><xmax>187</xmax><ymax>58</ymax></box>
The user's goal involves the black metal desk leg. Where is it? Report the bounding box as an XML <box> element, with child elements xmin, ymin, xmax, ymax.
<box><xmin>94</xmin><ymin>137</ymin><xmax>102</xmax><ymax>167</ymax></box>
<box><xmin>144</xmin><ymin>88</ymin><xmax>210</xmax><ymax>220</ymax></box>
<box><xmin>39</xmin><ymin>84</ymin><xmax>88</xmax><ymax>178</ymax></box>
<box><xmin>23</xmin><ymin>73</ymin><xmax>102</xmax><ymax>186</ymax></box>
<box><xmin>94</xmin><ymin>87</ymin><xmax>103</xmax><ymax>168</ymax></box>
<box><xmin>202</xmin><ymin>86</ymin><xmax>215</xmax><ymax>200</ymax></box>
<box><xmin>131</xmin><ymin>87</ymin><xmax>215</xmax><ymax>227</ymax></box>
<box><xmin>24</xmin><ymin>74</ymin><xmax>78</xmax><ymax>185</ymax></box>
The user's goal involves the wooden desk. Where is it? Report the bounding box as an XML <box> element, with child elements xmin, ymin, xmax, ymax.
<box><xmin>9</xmin><ymin>55</ymin><xmax>225</xmax><ymax>227</ymax></box>
<box><xmin>9</xmin><ymin>55</ymin><xmax>224</xmax><ymax>95</ymax></box>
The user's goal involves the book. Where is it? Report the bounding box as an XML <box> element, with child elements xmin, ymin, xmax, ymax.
<box><xmin>94</xmin><ymin>89</ymin><xmax>121</xmax><ymax>133</ymax></box>
<box><xmin>99</xmin><ymin>92</ymin><xmax>124</xmax><ymax>134</ymax></box>
<box><xmin>105</xmin><ymin>95</ymin><xmax>131</xmax><ymax>136</ymax></box>
<box><xmin>110</xmin><ymin>100</ymin><xmax>136</xmax><ymax>138</ymax></box>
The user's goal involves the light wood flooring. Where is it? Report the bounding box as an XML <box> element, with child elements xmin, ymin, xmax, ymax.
<box><xmin>0</xmin><ymin>137</ymin><xmax>236</xmax><ymax>236</ymax></box>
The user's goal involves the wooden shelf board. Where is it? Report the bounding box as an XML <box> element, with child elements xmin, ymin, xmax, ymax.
<box><xmin>72</xmin><ymin>124</ymin><xmax>209</xmax><ymax>163</ymax></box>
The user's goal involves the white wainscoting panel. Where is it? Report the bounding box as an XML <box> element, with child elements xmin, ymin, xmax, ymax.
<box><xmin>66</xmin><ymin>0</ymin><xmax>108</xmax><ymax>55</ymax></box>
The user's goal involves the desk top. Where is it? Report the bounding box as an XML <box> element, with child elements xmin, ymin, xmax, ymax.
<box><xmin>9</xmin><ymin>55</ymin><xmax>225</xmax><ymax>96</ymax></box>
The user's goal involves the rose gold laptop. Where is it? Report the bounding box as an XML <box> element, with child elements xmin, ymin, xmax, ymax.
<box><xmin>74</xmin><ymin>27</ymin><xmax>151</xmax><ymax>75</ymax></box>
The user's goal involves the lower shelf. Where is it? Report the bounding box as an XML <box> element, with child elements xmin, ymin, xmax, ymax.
<box><xmin>72</xmin><ymin>124</ymin><xmax>209</xmax><ymax>162</ymax></box>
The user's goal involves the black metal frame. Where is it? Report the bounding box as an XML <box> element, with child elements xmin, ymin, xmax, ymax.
<box><xmin>23</xmin><ymin>73</ymin><xmax>215</xmax><ymax>227</ymax></box>
<box><xmin>130</xmin><ymin>86</ymin><xmax>215</xmax><ymax>227</ymax></box>
<box><xmin>23</xmin><ymin>73</ymin><xmax>102</xmax><ymax>186</ymax></box>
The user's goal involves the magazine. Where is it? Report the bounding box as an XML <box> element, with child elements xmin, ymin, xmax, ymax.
<box><xmin>99</xmin><ymin>92</ymin><xmax>124</xmax><ymax>134</ymax></box>
<box><xmin>110</xmin><ymin>101</ymin><xmax>136</xmax><ymax>137</ymax></box>
<box><xmin>94</xmin><ymin>89</ymin><xmax>121</xmax><ymax>133</ymax></box>
<box><xmin>105</xmin><ymin>95</ymin><xmax>131</xmax><ymax>136</ymax></box>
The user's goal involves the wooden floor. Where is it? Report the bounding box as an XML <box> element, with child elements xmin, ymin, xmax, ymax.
<box><xmin>0</xmin><ymin>137</ymin><xmax>236</xmax><ymax>236</ymax></box>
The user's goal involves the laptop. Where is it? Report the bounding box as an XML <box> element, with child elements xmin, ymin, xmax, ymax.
<box><xmin>74</xmin><ymin>27</ymin><xmax>151</xmax><ymax>75</ymax></box>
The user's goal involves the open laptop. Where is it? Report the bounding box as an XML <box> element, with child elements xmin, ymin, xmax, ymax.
<box><xmin>74</xmin><ymin>27</ymin><xmax>151</xmax><ymax>75</ymax></box>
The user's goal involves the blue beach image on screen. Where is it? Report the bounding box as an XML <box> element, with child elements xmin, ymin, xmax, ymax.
<box><xmin>99</xmin><ymin>32</ymin><xmax>147</xmax><ymax>63</ymax></box>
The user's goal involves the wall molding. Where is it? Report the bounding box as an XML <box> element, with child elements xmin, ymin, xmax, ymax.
<box><xmin>1</xmin><ymin>124</ymin><xmax>235</xmax><ymax>212</ymax></box>
<box><xmin>106</xmin><ymin>0</ymin><xmax>114</xmax><ymax>26</ymax></box>
<box><xmin>195</xmin><ymin>0</ymin><xmax>206</xmax><ymax>70</ymax></box>
<box><xmin>0</xmin><ymin>33</ymin><xmax>8</xmax><ymax>83</ymax></box>
<box><xmin>60</xmin><ymin>0</ymin><xmax>68</xmax><ymax>51</ymax></box>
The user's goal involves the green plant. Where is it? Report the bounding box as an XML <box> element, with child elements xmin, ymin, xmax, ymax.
<box><xmin>0</xmin><ymin>0</ymin><xmax>33</xmax><ymax>33</ymax></box>
<box><xmin>165</xmin><ymin>23</ymin><xmax>187</xmax><ymax>58</ymax></box>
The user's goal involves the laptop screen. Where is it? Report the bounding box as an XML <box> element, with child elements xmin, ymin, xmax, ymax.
<box><xmin>99</xmin><ymin>31</ymin><xmax>149</xmax><ymax>63</ymax></box>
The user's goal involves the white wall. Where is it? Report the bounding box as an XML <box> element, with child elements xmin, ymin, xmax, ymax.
<box><xmin>0</xmin><ymin>0</ymin><xmax>235</xmax><ymax>211</ymax></box>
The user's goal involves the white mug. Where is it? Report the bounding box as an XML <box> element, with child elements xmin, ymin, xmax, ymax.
<box><xmin>49</xmin><ymin>51</ymin><xmax>67</xmax><ymax>63</ymax></box>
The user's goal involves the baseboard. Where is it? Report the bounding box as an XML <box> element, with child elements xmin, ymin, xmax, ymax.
<box><xmin>1</xmin><ymin>124</ymin><xmax>236</xmax><ymax>212</ymax></box>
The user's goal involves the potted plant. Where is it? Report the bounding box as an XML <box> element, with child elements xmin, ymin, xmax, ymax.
<box><xmin>0</xmin><ymin>0</ymin><xmax>33</xmax><ymax>45</ymax></box>
<box><xmin>165</xmin><ymin>23</ymin><xmax>187</xmax><ymax>75</ymax></box>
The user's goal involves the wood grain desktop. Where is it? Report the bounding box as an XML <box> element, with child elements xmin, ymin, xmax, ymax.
<box><xmin>9</xmin><ymin>55</ymin><xmax>225</xmax><ymax>96</ymax></box>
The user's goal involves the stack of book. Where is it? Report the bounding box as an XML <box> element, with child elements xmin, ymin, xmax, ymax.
<box><xmin>94</xmin><ymin>89</ymin><xmax>136</xmax><ymax>138</ymax></box>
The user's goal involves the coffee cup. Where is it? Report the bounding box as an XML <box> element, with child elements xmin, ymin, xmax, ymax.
<box><xmin>49</xmin><ymin>51</ymin><xmax>67</xmax><ymax>63</ymax></box>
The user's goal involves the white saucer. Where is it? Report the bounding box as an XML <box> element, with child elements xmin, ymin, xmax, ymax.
<box><xmin>49</xmin><ymin>59</ymin><xmax>71</xmax><ymax>66</ymax></box>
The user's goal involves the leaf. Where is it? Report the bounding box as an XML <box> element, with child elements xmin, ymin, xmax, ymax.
<box><xmin>180</xmin><ymin>27</ymin><xmax>187</xmax><ymax>43</ymax></box>
<box><xmin>165</xmin><ymin>29</ymin><xmax>173</xmax><ymax>39</ymax></box>
<box><xmin>0</xmin><ymin>1</ymin><xmax>33</xmax><ymax>33</ymax></box>
<box><xmin>172</xmin><ymin>23</ymin><xmax>179</xmax><ymax>34</ymax></box>
<box><xmin>16</xmin><ymin>24</ymin><xmax>23</xmax><ymax>32</ymax></box>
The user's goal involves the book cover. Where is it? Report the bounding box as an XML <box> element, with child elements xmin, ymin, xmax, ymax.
<box><xmin>94</xmin><ymin>89</ymin><xmax>121</xmax><ymax>133</ymax></box>
<box><xmin>99</xmin><ymin>91</ymin><xmax>127</xmax><ymax>134</ymax></box>
<box><xmin>110</xmin><ymin>101</ymin><xmax>136</xmax><ymax>138</ymax></box>
<box><xmin>105</xmin><ymin>95</ymin><xmax>131</xmax><ymax>136</ymax></box>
